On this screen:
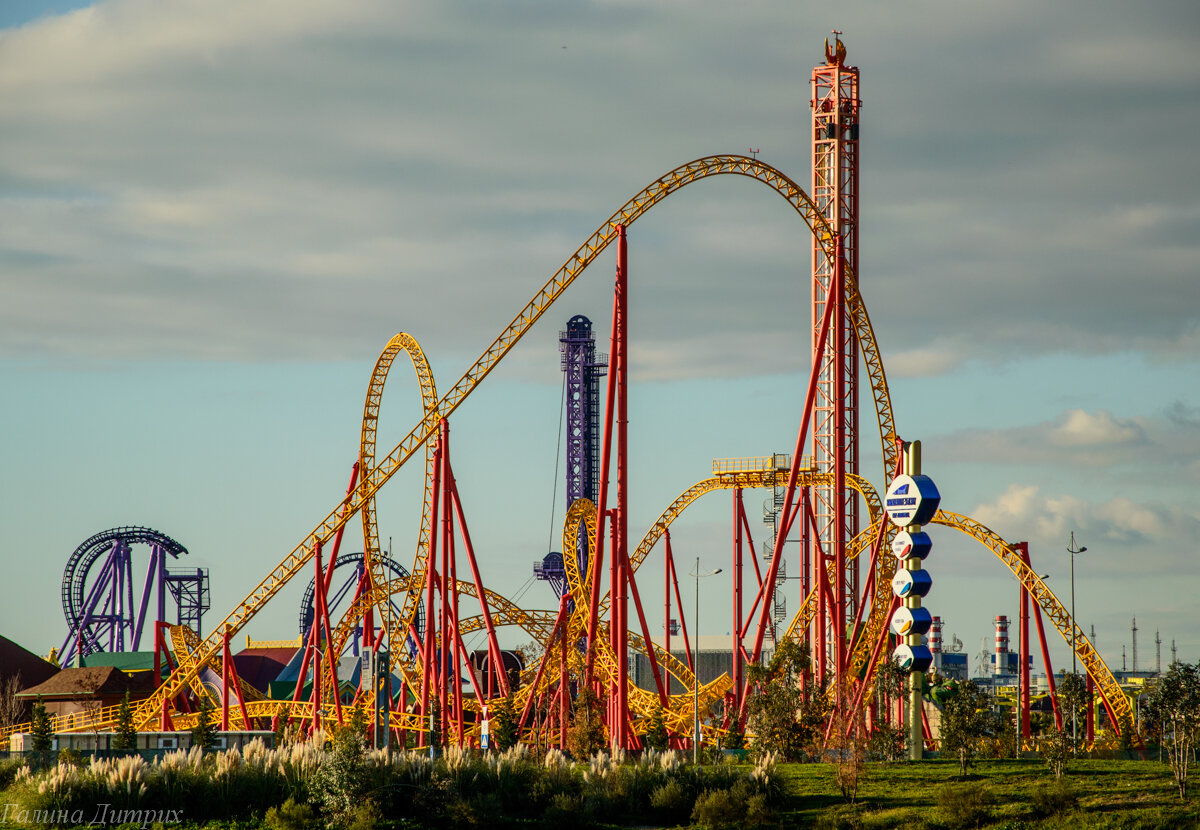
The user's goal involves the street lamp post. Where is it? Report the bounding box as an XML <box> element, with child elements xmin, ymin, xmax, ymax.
<box><xmin>1067</xmin><ymin>532</ymin><xmax>1087</xmax><ymax>746</ymax></box>
<box><xmin>692</xmin><ymin>557</ymin><xmax>722</xmax><ymax>765</ymax></box>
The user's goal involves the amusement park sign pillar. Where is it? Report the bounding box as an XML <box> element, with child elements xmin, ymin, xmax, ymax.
<box><xmin>885</xmin><ymin>441</ymin><xmax>940</xmax><ymax>761</ymax></box>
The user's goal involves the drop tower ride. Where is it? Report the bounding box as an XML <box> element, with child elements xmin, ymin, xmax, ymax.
<box><xmin>810</xmin><ymin>33</ymin><xmax>861</xmax><ymax>681</ymax></box>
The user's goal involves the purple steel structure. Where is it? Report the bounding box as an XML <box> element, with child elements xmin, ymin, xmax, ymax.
<box><xmin>535</xmin><ymin>315</ymin><xmax>608</xmax><ymax>597</ymax></box>
<box><xmin>59</xmin><ymin>526</ymin><xmax>209</xmax><ymax>666</ymax></box>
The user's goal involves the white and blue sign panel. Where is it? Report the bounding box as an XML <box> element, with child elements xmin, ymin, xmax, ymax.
<box><xmin>893</xmin><ymin>643</ymin><xmax>933</xmax><ymax>672</ymax></box>
<box><xmin>891</xmin><ymin>568</ymin><xmax>933</xmax><ymax>599</ymax></box>
<box><xmin>891</xmin><ymin>530</ymin><xmax>933</xmax><ymax>561</ymax></box>
<box><xmin>884</xmin><ymin>474</ymin><xmax>941</xmax><ymax>528</ymax></box>
<box><xmin>890</xmin><ymin>605</ymin><xmax>933</xmax><ymax>636</ymax></box>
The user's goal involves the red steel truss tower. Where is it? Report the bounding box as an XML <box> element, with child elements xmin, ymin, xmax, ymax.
<box><xmin>810</xmin><ymin>34</ymin><xmax>861</xmax><ymax>678</ymax></box>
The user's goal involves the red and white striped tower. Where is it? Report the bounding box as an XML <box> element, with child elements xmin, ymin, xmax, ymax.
<box><xmin>931</xmin><ymin>615</ymin><xmax>944</xmax><ymax>671</ymax></box>
<box><xmin>810</xmin><ymin>33</ymin><xmax>861</xmax><ymax>683</ymax></box>
<box><xmin>994</xmin><ymin>615</ymin><xmax>1010</xmax><ymax>676</ymax></box>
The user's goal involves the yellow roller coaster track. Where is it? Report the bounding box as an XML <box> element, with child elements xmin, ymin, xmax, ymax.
<box><xmin>779</xmin><ymin>510</ymin><xmax>1134</xmax><ymax>732</ymax></box>
<box><xmin>132</xmin><ymin>154</ymin><xmax>899</xmax><ymax>730</ymax></box>
<box><xmin>556</xmin><ymin>497</ymin><xmax>733</xmax><ymax>739</ymax></box>
<box><xmin>325</xmin><ymin>333</ymin><xmax>440</xmax><ymax>664</ymax></box>
<box><xmin>930</xmin><ymin>510</ymin><xmax>1134</xmax><ymax>731</ymax></box>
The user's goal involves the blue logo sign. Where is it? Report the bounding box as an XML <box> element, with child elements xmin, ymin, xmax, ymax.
<box><xmin>884</xmin><ymin>474</ymin><xmax>941</xmax><ymax>528</ymax></box>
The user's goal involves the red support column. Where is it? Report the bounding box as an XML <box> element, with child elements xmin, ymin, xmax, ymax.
<box><xmin>750</xmin><ymin>274</ymin><xmax>839</xmax><ymax>667</ymax></box>
<box><xmin>560</xmin><ymin>594</ymin><xmax>569</xmax><ymax>748</ymax></box>
<box><xmin>520</xmin><ymin>600</ymin><xmax>571</xmax><ymax>729</ymax></box>
<box><xmin>665</xmin><ymin>531</ymin><xmax>672</xmax><ymax>659</ymax></box>
<box><xmin>420</xmin><ymin>442</ymin><xmax>443</xmax><ymax>748</ymax></box>
<box><xmin>733</xmin><ymin>489</ymin><xmax>744</xmax><ymax>715</ymax></box>
<box><xmin>1086</xmin><ymin>674</ymin><xmax>1095</xmax><ymax>743</ymax></box>
<box><xmin>221</xmin><ymin>628</ymin><xmax>231</xmax><ymax>732</ymax></box>
<box><xmin>833</xmin><ymin>233</ymin><xmax>847</xmax><ymax>688</ymax></box>
<box><xmin>666</xmin><ymin>531</ymin><xmax>693</xmax><ymax>672</ymax></box>
<box><xmin>614</xmin><ymin>225</ymin><xmax>629</xmax><ymax>748</ymax></box>
<box><xmin>439</xmin><ymin>430</ymin><xmax>452</xmax><ymax>744</ymax></box>
<box><xmin>1031</xmin><ymin>596</ymin><xmax>1063</xmax><ymax>731</ymax></box>
<box><xmin>1015</xmin><ymin>542</ymin><xmax>1032</xmax><ymax>743</ymax></box>
<box><xmin>622</xmin><ymin>545</ymin><xmax>668</xmax><ymax>706</ymax></box>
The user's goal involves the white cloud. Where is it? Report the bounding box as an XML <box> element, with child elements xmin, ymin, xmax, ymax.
<box><xmin>885</xmin><ymin>346</ymin><xmax>965</xmax><ymax>379</ymax></box>
<box><xmin>0</xmin><ymin>0</ymin><xmax>1197</xmax><ymax>376</ymax></box>
<box><xmin>936</xmin><ymin>406</ymin><xmax>1200</xmax><ymax>475</ymax></box>
<box><xmin>969</xmin><ymin>483</ymin><xmax>1200</xmax><ymax>574</ymax></box>
<box><xmin>1048</xmin><ymin>409</ymin><xmax>1145</xmax><ymax>448</ymax></box>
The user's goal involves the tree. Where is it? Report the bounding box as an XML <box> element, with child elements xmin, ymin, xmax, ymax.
<box><xmin>1042</xmin><ymin>725</ymin><xmax>1073</xmax><ymax>780</ymax></box>
<box><xmin>314</xmin><ymin>719</ymin><xmax>370</xmax><ymax>822</ymax></box>
<box><xmin>937</xmin><ymin>680</ymin><xmax>997</xmax><ymax>777</ymax></box>
<box><xmin>566</xmin><ymin>686</ymin><xmax>607</xmax><ymax>759</ymax></box>
<box><xmin>745</xmin><ymin>639</ymin><xmax>828</xmax><ymax>762</ymax></box>
<box><xmin>488</xmin><ymin>694</ymin><xmax>520</xmax><ymax>751</ymax></box>
<box><xmin>642</xmin><ymin>705</ymin><xmax>670</xmax><ymax>752</ymax></box>
<box><xmin>0</xmin><ymin>672</ymin><xmax>23</xmax><ymax>732</ymax></box>
<box><xmin>190</xmin><ymin>698</ymin><xmax>218</xmax><ymax>750</ymax></box>
<box><xmin>874</xmin><ymin>659</ymin><xmax>909</xmax><ymax>723</ymax></box>
<box><xmin>869</xmin><ymin>659</ymin><xmax>910</xmax><ymax>762</ymax></box>
<box><xmin>826</xmin><ymin>683</ymin><xmax>869</xmax><ymax>803</ymax></box>
<box><xmin>1057</xmin><ymin>672</ymin><xmax>1088</xmax><ymax>755</ymax></box>
<box><xmin>1142</xmin><ymin>661</ymin><xmax>1200</xmax><ymax>799</ymax></box>
<box><xmin>113</xmin><ymin>691</ymin><xmax>137</xmax><ymax>751</ymax></box>
<box><xmin>30</xmin><ymin>696</ymin><xmax>54</xmax><ymax>752</ymax></box>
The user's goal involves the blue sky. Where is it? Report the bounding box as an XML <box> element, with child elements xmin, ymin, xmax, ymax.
<box><xmin>1</xmin><ymin>0</ymin><xmax>1198</xmax><ymax>679</ymax></box>
<box><xmin>0</xmin><ymin>1</ymin><xmax>93</xmax><ymax>28</ymax></box>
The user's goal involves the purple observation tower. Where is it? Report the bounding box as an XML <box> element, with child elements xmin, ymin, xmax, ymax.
<box><xmin>534</xmin><ymin>315</ymin><xmax>607</xmax><ymax>597</ymax></box>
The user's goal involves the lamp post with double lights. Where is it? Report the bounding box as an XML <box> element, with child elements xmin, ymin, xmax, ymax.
<box><xmin>692</xmin><ymin>558</ymin><xmax>722</xmax><ymax>764</ymax></box>
<box><xmin>1067</xmin><ymin>532</ymin><xmax>1087</xmax><ymax>746</ymax></box>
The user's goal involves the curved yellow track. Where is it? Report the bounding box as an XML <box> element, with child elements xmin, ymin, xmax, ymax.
<box><xmin>777</xmin><ymin>509</ymin><xmax>1132</xmax><ymax>733</ymax></box>
<box><xmin>929</xmin><ymin>511</ymin><xmax>1133</xmax><ymax>731</ymax></box>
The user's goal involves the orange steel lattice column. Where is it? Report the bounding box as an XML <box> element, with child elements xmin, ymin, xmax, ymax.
<box><xmin>810</xmin><ymin>34</ymin><xmax>861</xmax><ymax>681</ymax></box>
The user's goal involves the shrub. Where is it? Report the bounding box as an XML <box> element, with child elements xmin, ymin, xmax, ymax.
<box><xmin>263</xmin><ymin>797</ymin><xmax>320</xmax><ymax>830</ymax></box>
<box><xmin>1030</xmin><ymin>780</ymin><xmax>1078</xmax><ymax>817</ymax></box>
<box><xmin>312</xmin><ymin>726</ymin><xmax>369</xmax><ymax>820</ymax></box>
<box><xmin>0</xmin><ymin>758</ymin><xmax>26</xmax><ymax>791</ymax></box>
<box><xmin>937</xmin><ymin>781</ymin><xmax>992</xmax><ymax>829</ymax></box>
<box><xmin>649</xmin><ymin>778</ymin><xmax>690</xmax><ymax>824</ymax></box>
<box><xmin>542</xmin><ymin>792</ymin><xmax>590</xmax><ymax>829</ymax></box>
<box><xmin>812</xmin><ymin>804</ymin><xmax>864</xmax><ymax>830</ymax></box>
<box><xmin>691</xmin><ymin>779</ymin><xmax>772</xmax><ymax>829</ymax></box>
<box><xmin>56</xmin><ymin>748</ymin><xmax>85</xmax><ymax>768</ymax></box>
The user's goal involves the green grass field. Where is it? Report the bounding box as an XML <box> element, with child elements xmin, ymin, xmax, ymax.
<box><xmin>773</xmin><ymin>759</ymin><xmax>1200</xmax><ymax>829</ymax></box>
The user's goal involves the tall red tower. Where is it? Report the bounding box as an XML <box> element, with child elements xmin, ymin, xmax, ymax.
<box><xmin>810</xmin><ymin>33</ymin><xmax>861</xmax><ymax>681</ymax></box>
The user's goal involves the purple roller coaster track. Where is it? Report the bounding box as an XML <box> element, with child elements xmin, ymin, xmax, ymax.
<box><xmin>59</xmin><ymin>526</ymin><xmax>209</xmax><ymax>667</ymax></box>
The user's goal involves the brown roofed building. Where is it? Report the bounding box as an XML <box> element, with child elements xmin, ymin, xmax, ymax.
<box><xmin>0</xmin><ymin>635</ymin><xmax>61</xmax><ymax>725</ymax></box>
<box><xmin>16</xmin><ymin>665</ymin><xmax>157</xmax><ymax>724</ymax></box>
<box><xmin>232</xmin><ymin>646</ymin><xmax>297</xmax><ymax>694</ymax></box>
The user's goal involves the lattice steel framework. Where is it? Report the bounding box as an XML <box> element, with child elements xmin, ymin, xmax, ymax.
<box><xmin>810</xmin><ymin>35</ymin><xmax>862</xmax><ymax>666</ymax></box>
<box><xmin>561</xmin><ymin>315</ymin><xmax>607</xmax><ymax>511</ymax></box>
<box><xmin>537</xmin><ymin>315</ymin><xmax>609</xmax><ymax>596</ymax></box>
